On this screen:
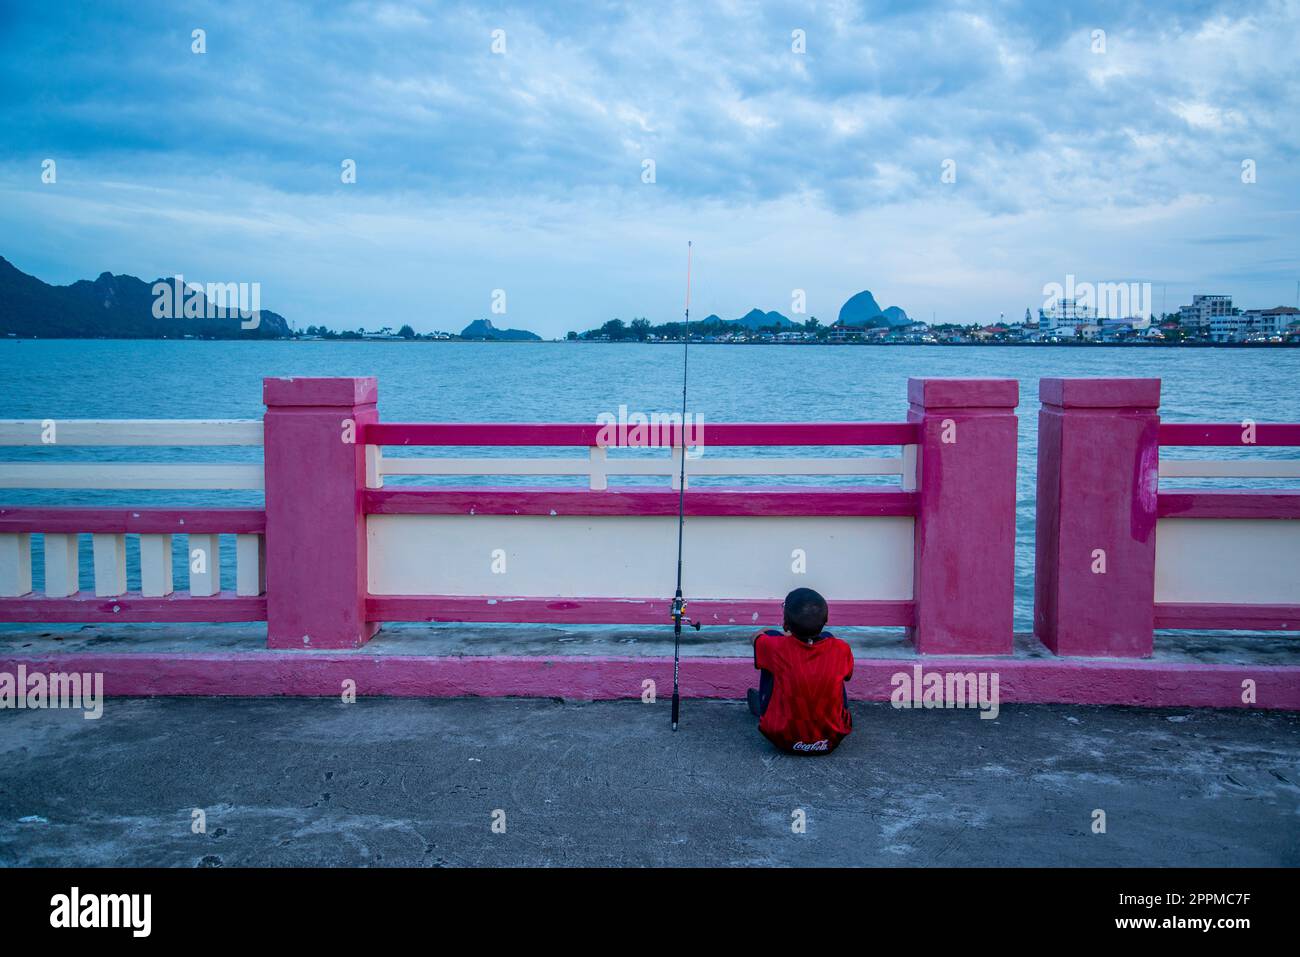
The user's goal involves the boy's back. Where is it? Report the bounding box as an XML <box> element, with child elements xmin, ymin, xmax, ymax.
<box><xmin>754</xmin><ymin>626</ymin><xmax>854</xmax><ymax>753</ymax></box>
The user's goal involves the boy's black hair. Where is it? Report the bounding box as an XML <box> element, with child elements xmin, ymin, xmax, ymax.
<box><xmin>783</xmin><ymin>587</ymin><xmax>828</xmax><ymax>639</ymax></box>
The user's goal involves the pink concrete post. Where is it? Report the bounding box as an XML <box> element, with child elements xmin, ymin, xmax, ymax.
<box><xmin>907</xmin><ymin>378</ymin><xmax>1019</xmax><ymax>655</ymax></box>
<box><xmin>263</xmin><ymin>377</ymin><xmax>378</xmax><ymax>649</ymax></box>
<box><xmin>1033</xmin><ymin>378</ymin><xmax>1161</xmax><ymax>657</ymax></box>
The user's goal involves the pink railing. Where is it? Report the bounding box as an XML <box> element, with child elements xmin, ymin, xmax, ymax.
<box><xmin>6</xmin><ymin>375</ymin><xmax>1295</xmax><ymax>665</ymax></box>
<box><xmin>362</xmin><ymin>421</ymin><xmax>922</xmax><ymax>629</ymax></box>
<box><xmin>261</xmin><ymin>376</ymin><xmax>1019</xmax><ymax>652</ymax></box>
<box><xmin>6</xmin><ymin>376</ymin><xmax>1298</xmax><ymax>709</ymax></box>
<box><xmin>1034</xmin><ymin>378</ymin><xmax>1300</xmax><ymax>656</ymax></box>
<box><xmin>0</xmin><ymin>413</ymin><xmax>267</xmax><ymax>623</ymax></box>
<box><xmin>0</xmin><ymin>507</ymin><xmax>266</xmax><ymax>622</ymax></box>
<box><xmin>1153</xmin><ymin>421</ymin><xmax>1300</xmax><ymax>631</ymax></box>
<box><xmin>1</xmin><ymin>376</ymin><xmax>1023</xmax><ymax>655</ymax></box>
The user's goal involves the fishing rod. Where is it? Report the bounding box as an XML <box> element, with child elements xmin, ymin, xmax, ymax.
<box><xmin>671</xmin><ymin>240</ymin><xmax>701</xmax><ymax>731</ymax></box>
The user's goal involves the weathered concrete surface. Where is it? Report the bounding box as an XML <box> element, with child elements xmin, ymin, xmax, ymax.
<box><xmin>4</xmin><ymin>622</ymin><xmax>1298</xmax><ymax>665</ymax></box>
<box><xmin>1</xmin><ymin>698</ymin><xmax>1296</xmax><ymax>866</ymax></box>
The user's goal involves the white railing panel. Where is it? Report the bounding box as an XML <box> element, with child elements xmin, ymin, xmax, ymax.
<box><xmin>0</xmin><ymin>533</ymin><xmax>33</xmax><ymax>597</ymax></box>
<box><xmin>901</xmin><ymin>444</ymin><xmax>918</xmax><ymax>492</ymax></box>
<box><xmin>43</xmin><ymin>533</ymin><xmax>79</xmax><ymax>598</ymax></box>
<box><xmin>382</xmin><ymin>458</ymin><xmax>592</xmax><ymax>476</ymax></box>
<box><xmin>365</xmin><ymin>445</ymin><xmax>384</xmax><ymax>489</ymax></box>
<box><xmin>684</xmin><ymin>457</ymin><xmax>903</xmax><ymax>476</ymax></box>
<box><xmin>139</xmin><ymin>534</ymin><xmax>174</xmax><ymax>598</ymax></box>
<box><xmin>1159</xmin><ymin>459</ymin><xmax>1300</xmax><ymax>478</ymax></box>
<box><xmin>188</xmin><ymin>533</ymin><xmax>220</xmax><ymax>597</ymax></box>
<box><xmin>91</xmin><ymin>533</ymin><xmax>128</xmax><ymax>597</ymax></box>
<box><xmin>1155</xmin><ymin>518</ymin><xmax>1300</xmax><ymax>603</ymax></box>
<box><xmin>236</xmin><ymin>533</ymin><xmax>266</xmax><ymax>597</ymax></box>
<box><xmin>368</xmin><ymin>514</ymin><xmax>916</xmax><ymax>601</ymax></box>
<box><xmin>588</xmin><ymin>447</ymin><xmax>608</xmax><ymax>491</ymax></box>
<box><xmin>0</xmin><ymin>419</ymin><xmax>263</xmax><ymax>446</ymax></box>
<box><xmin>0</xmin><ymin>463</ymin><xmax>264</xmax><ymax>490</ymax></box>
<box><xmin>381</xmin><ymin>456</ymin><xmax>904</xmax><ymax>479</ymax></box>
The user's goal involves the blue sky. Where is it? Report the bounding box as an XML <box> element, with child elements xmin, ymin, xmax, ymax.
<box><xmin>1</xmin><ymin>0</ymin><xmax>1297</xmax><ymax>335</ymax></box>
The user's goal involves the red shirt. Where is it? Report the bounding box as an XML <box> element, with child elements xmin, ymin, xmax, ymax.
<box><xmin>754</xmin><ymin>628</ymin><xmax>854</xmax><ymax>754</ymax></box>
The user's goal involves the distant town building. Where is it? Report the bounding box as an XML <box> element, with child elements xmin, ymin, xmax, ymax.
<box><xmin>1098</xmin><ymin>318</ymin><xmax>1137</xmax><ymax>341</ymax></box>
<box><xmin>1240</xmin><ymin>306</ymin><xmax>1300</xmax><ymax>340</ymax></box>
<box><xmin>1179</xmin><ymin>295</ymin><xmax>1233</xmax><ymax>334</ymax></box>
<box><xmin>1209</xmin><ymin>314</ymin><xmax>1245</xmax><ymax>342</ymax></box>
<box><xmin>1038</xmin><ymin>297</ymin><xmax>1096</xmax><ymax>336</ymax></box>
<box><xmin>1204</xmin><ymin>305</ymin><xmax>1300</xmax><ymax>342</ymax></box>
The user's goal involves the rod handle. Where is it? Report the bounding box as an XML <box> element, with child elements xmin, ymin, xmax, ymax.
<box><xmin>671</xmin><ymin>692</ymin><xmax>680</xmax><ymax>730</ymax></box>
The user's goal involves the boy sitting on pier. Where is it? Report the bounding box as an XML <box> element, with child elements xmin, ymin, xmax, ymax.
<box><xmin>748</xmin><ymin>588</ymin><xmax>854</xmax><ymax>754</ymax></box>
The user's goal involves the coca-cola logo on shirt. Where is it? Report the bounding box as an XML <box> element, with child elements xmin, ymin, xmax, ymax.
<box><xmin>792</xmin><ymin>739</ymin><xmax>830</xmax><ymax>752</ymax></box>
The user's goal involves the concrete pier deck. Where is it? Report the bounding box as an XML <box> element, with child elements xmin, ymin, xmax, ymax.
<box><xmin>0</xmin><ymin>695</ymin><xmax>1296</xmax><ymax>866</ymax></box>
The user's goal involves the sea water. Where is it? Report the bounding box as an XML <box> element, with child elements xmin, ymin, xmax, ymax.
<box><xmin>2</xmin><ymin>339</ymin><xmax>1297</xmax><ymax>629</ymax></box>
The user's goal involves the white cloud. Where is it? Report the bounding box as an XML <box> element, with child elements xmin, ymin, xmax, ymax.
<box><xmin>0</xmin><ymin>0</ymin><xmax>1296</xmax><ymax>333</ymax></box>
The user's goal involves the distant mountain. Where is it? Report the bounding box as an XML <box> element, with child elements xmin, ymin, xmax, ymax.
<box><xmin>460</xmin><ymin>318</ymin><xmax>541</xmax><ymax>341</ymax></box>
<box><xmin>837</xmin><ymin>290</ymin><xmax>883</xmax><ymax>326</ymax></box>
<box><xmin>729</xmin><ymin>307</ymin><xmax>798</xmax><ymax>330</ymax></box>
<box><xmin>837</xmin><ymin>289</ymin><xmax>911</xmax><ymax>328</ymax></box>
<box><xmin>700</xmin><ymin>313</ymin><xmax>724</xmax><ymax>324</ymax></box>
<box><xmin>0</xmin><ymin>256</ymin><xmax>292</xmax><ymax>338</ymax></box>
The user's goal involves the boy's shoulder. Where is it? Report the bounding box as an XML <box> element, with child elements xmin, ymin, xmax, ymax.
<box><xmin>753</xmin><ymin>628</ymin><xmax>846</xmax><ymax>646</ymax></box>
<box><xmin>753</xmin><ymin>628</ymin><xmax>789</xmax><ymax>656</ymax></box>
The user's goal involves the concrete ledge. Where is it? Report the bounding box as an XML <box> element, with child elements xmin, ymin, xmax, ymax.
<box><xmin>262</xmin><ymin>376</ymin><xmax>377</xmax><ymax>406</ymax></box>
<box><xmin>1</xmin><ymin>649</ymin><xmax>1295</xmax><ymax>709</ymax></box>
<box><xmin>907</xmin><ymin>377</ymin><xmax>1019</xmax><ymax>409</ymax></box>
<box><xmin>1039</xmin><ymin>376</ymin><xmax>1161</xmax><ymax>409</ymax></box>
<box><xmin>4</xmin><ymin>625</ymin><xmax>1295</xmax><ymax>708</ymax></box>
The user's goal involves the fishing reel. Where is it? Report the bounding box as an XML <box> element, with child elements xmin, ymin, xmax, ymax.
<box><xmin>670</xmin><ymin>595</ymin><xmax>702</xmax><ymax>632</ymax></box>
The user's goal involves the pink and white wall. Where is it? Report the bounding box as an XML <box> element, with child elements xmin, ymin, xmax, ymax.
<box><xmin>1</xmin><ymin>376</ymin><xmax>1296</xmax><ymax>708</ymax></box>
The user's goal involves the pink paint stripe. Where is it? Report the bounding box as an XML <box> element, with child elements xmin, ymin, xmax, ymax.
<box><xmin>0</xmin><ymin>593</ymin><xmax>267</xmax><ymax>623</ymax></box>
<box><xmin>1159</xmin><ymin>423</ymin><xmax>1300</xmax><ymax>447</ymax></box>
<box><xmin>365</xmin><ymin>596</ymin><xmax>915</xmax><ymax>627</ymax></box>
<box><xmin>1158</xmin><ymin>491</ymin><xmax>1300</xmax><ymax>519</ymax></box>
<box><xmin>364</xmin><ymin>487</ymin><xmax>918</xmax><ymax>517</ymax></box>
<box><xmin>1</xmin><ymin>652</ymin><xmax>1295</xmax><ymax>709</ymax></box>
<box><xmin>0</xmin><ymin>507</ymin><xmax>266</xmax><ymax>534</ymax></box>
<box><xmin>364</xmin><ymin>422</ymin><xmax>920</xmax><ymax>447</ymax></box>
<box><xmin>1154</xmin><ymin>603</ymin><xmax>1298</xmax><ymax>631</ymax></box>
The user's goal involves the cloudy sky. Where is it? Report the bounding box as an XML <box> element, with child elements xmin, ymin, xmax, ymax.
<box><xmin>1</xmin><ymin>0</ymin><xmax>1296</xmax><ymax>335</ymax></box>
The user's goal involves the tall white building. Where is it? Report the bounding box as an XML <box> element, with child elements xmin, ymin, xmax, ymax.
<box><xmin>1178</xmin><ymin>295</ymin><xmax>1233</xmax><ymax>333</ymax></box>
